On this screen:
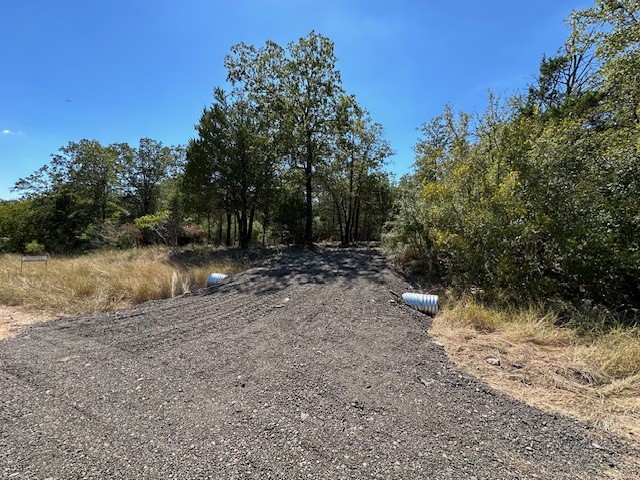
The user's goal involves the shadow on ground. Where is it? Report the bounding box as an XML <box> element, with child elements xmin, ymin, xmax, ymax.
<box><xmin>201</xmin><ymin>247</ymin><xmax>390</xmax><ymax>297</ymax></box>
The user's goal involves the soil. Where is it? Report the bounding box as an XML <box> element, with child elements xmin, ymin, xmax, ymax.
<box><xmin>0</xmin><ymin>305</ymin><xmax>53</xmax><ymax>341</ymax></box>
<box><xmin>1</xmin><ymin>249</ymin><xmax>638</xmax><ymax>479</ymax></box>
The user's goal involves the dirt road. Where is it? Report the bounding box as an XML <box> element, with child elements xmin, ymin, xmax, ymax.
<box><xmin>0</xmin><ymin>249</ymin><xmax>636</xmax><ymax>479</ymax></box>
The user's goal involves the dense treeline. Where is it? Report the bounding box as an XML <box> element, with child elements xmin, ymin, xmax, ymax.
<box><xmin>0</xmin><ymin>138</ymin><xmax>184</xmax><ymax>252</ymax></box>
<box><xmin>384</xmin><ymin>0</ymin><xmax>639</xmax><ymax>313</ymax></box>
<box><xmin>0</xmin><ymin>32</ymin><xmax>393</xmax><ymax>253</ymax></box>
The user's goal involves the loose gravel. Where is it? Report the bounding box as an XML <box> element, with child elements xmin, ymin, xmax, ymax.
<box><xmin>1</xmin><ymin>249</ymin><xmax>637</xmax><ymax>479</ymax></box>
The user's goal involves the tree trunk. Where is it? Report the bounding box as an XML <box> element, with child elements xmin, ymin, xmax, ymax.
<box><xmin>225</xmin><ymin>213</ymin><xmax>232</xmax><ymax>247</ymax></box>
<box><xmin>233</xmin><ymin>215</ymin><xmax>237</xmax><ymax>245</ymax></box>
<box><xmin>353</xmin><ymin>197</ymin><xmax>360</xmax><ymax>242</ymax></box>
<box><xmin>305</xmin><ymin>157</ymin><xmax>313</xmax><ymax>247</ymax></box>
<box><xmin>248</xmin><ymin>208</ymin><xmax>255</xmax><ymax>246</ymax></box>
<box><xmin>334</xmin><ymin>199</ymin><xmax>344</xmax><ymax>246</ymax></box>
<box><xmin>238</xmin><ymin>211</ymin><xmax>248</xmax><ymax>250</ymax></box>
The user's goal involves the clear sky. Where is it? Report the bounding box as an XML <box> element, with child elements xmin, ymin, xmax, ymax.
<box><xmin>1</xmin><ymin>0</ymin><xmax>590</xmax><ymax>200</ymax></box>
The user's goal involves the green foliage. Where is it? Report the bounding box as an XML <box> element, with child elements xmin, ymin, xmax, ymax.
<box><xmin>225</xmin><ymin>31</ymin><xmax>345</xmax><ymax>246</ymax></box>
<box><xmin>272</xmin><ymin>179</ymin><xmax>307</xmax><ymax>245</ymax></box>
<box><xmin>382</xmin><ymin>175</ymin><xmax>430</xmax><ymax>260</ymax></box>
<box><xmin>8</xmin><ymin>33</ymin><xmax>394</xmax><ymax>253</ymax></box>
<box><xmin>184</xmin><ymin>87</ymin><xmax>276</xmax><ymax>249</ymax></box>
<box><xmin>115</xmin><ymin>223</ymin><xmax>142</xmax><ymax>249</ymax></box>
<box><xmin>114</xmin><ymin>138</ymin><xmax>181</xmax><ymax>218</ymax></box>
<box><xmin>319</xmin><ymin>97</ymin><xmax>393</xmax><ymax>245</ymax></box>
<box><xmin>0</xmin><ymin>200</ymin><xmax>33</xmax><ymax>252</ymax></box>
<box><xmin>10</xmin><ymin>137</ymin><xmax>182</xmax><ymax>253</ymax></box>
<box><xmin>386</xmin><ymin>0</ymin><xmax>640</xmax><ymax>315</ymax></box>
<box><xmin>24</xmin><ymin>240</ymin><xmax>45</xmax><ymax>255</ymax></box>
<box><xmin>134</xmin><ymin>210</ymin><xmax>171</xmax><ymax>245</ymax></box>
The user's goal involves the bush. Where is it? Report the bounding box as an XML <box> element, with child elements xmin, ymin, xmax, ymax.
<box><xmin>134</xmin><ymin>211</ymin><xmax>171</xmax><ymax>245</ymax></box>
<box><xmin>24</xmin><ymin>240</ymin><xmax>45</xmax><ymax>255</ymax></box>
<box><xmin>180</xmin><ymin>224</ymin><xmax>207</xmax><ymax>245</ymax></box>
<box><xmin>115</xmin><ymin>223</ymin><xmax>143</xmax><ymax>249</ymax></box>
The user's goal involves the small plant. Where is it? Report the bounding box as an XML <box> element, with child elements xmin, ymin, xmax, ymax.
<box><xmin>24</xmin><ymin>240</ymin><xmax>45</xmax><ymax>256</ymax></box>
<box><xmin>115</xmin><ymin>223</ymin><xmax>142</xmax><ymax>249</ymax></box>
<box><xmin>180</xmin><ymin>224</ymin><xmax>207</xmax><ymax>245</ymax></box>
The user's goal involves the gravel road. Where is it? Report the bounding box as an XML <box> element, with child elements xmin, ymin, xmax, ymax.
<box><xmin>1</xmin><ymin>249</ymin><xmax>637</xmax><ymax>479</ymax></box>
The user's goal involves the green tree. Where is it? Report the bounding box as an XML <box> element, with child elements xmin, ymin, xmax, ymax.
<box><xmin>0</xmin><ymin>199</ymin><xmax>33</xmax><ymax>252</ymax></box>
<box><xmin>13</xmin><ymin>139</ymin><xmax>120</xmax><ymax>250</ymax></box>
<box><xmin>185</xmin><ymin>87</ymin><xmax>277</xmax><ymax>249</ymax></box>
<box><xmin>225</xmin><ymin>31</ymin><xmax>344</xmax><ymax>246</ymax></box>
<box><xmin>183</xmin><ymin>138</ymin><xmax>218</xmax><ymax>240</ymax></box>
<box><xmin>115</xmin><ymin>138</ymin><xmax>181</xmax><ymax>218</ymax></box>
<box><xmin>320</xmin><ymin>96</ymin><xmax>393</xmax><ymax>245</ymax></box>
<box><xmin>575</xmin><ymin>0</ymin><xmax>640</xmax><ymax>124</ymax></box>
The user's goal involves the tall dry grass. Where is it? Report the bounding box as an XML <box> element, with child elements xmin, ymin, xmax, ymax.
<box><xmin>0</xmin><ymin>246</ymin><xmax>251</xmax><ymax>317</ymax></box>
<box><xmin>430</xmin><ymin>296</ymin><xmax>640</xmax><ymax>439</ymax></box>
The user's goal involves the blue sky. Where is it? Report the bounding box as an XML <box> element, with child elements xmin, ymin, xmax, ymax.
<box><xmin>1</xmin><ymin>0</ymin><xmax>590</xmax><ymax>200</ymax></box>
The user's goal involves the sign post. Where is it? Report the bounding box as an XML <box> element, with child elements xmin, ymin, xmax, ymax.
<box><xmin>20</xmin><ymin>255</ymin><xmax>48</xmax><ymax>274</ymax></box>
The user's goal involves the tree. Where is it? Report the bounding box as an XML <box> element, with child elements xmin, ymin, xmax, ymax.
<box><xmin>115</xmin><ymin>138</ymin><xmax>181</xmax><ymax>219</ymax></box>
<box><xmin>13</xmin><ymin>139</ymin><xmax>120</xmax><ymax>250</ymax></box>
<box><xmin>525</xmin><ymin>24</ymin><xmax>599</xmax><ymax>118</ymax></box>
<box><xmin>385</xmin><ymin>1</ymin><xmax>640</xmax><ymax>312</ymax></box>
<box><xmin>183</xmin><ymin>138</ymin><xmax>218</xmax><ymax>241</ymax></box>
<box><xmin>0</xmin><ymin>199</ymin><xmax>33</xmax><ymax>252</ymax></box>
<box><xmin>185</xmin><ymin>87</ymin><xmax>276</xmax><ymax>249</ymax></box>
<box><xmin>225</xmin><ymin>31</ymin><xmax>344</xmax><ymax>246</ymax></box>
<box><xmin>574</xmin><ymin>0</ymin><xmax>640</xmax><ymax>124</ymax></box>
<box><xmin>320</xmin><ymin>96</ymin><xmax>393</xmax><ymax>245</ymax></box>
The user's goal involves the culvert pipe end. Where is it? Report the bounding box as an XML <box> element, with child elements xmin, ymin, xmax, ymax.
<box><xmin>207</xmin><ymin>273</ymin><xmax>228</xmax><ymax>286</ymax></box>
<box><xmin>402</xmin><ymin>292</ymin><xmax>439</xmax><ymax>315</ymax></box>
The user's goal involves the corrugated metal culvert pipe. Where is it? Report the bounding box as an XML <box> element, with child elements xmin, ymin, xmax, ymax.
<box><xmin>207</xmin><ymin>273</ymin><xmax>228</xmax><ymax>285</ymax></box>
<box><xmin>402</xmin><ymin>292</ymin><xmax>439</xmax><ymax>315</ymax></box>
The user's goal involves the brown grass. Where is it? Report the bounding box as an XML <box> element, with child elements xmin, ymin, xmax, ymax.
<box><xmin>0</xmin><ymin>246</ymin><xmax>258</xmax><ymax>318</ymax></box>
<box><xmin>430</xmin><ymin>297</ymin><xmax>640</xmax><ymax>442</ymax></box>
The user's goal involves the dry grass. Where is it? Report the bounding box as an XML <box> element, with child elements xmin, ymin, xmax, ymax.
<box><xmin>0</xmin><ymin>246</ymin><xmax>258</xmax><ymax>317</ymax></box>
<box><xmin>430</xmin><ymin>296</ymin><xmax>640</xmax><ymax>442</ymax></box>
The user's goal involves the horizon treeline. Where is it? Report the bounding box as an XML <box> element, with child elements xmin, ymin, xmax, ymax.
<box><xmin>0</xmin><ymin>31</ymin><xmax>394</xmax><ymax>253</ymax></box>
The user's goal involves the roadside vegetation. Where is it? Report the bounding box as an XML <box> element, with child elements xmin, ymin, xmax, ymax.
<box><xmin>0</xmin><ymin>246</ymin><xmax>267</xmax><ymax>317</ymax></box>
<box><xmin>383</xmin><ymin>1</ymin><xmax>640</xmax><ymax>439</ymax></box>
<box><xmin>425</xmin><ymin>295</ymin><xmax>640</xmax><ymax>439</ymax></box>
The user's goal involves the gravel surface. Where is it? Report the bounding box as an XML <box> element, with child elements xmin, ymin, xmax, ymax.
<box><xmin>1</xmin><ymin>249</ymin><xmax>637</xmax><ymax>479</ymax></box>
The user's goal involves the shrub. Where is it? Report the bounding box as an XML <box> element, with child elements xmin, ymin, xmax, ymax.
<box><xmin>180</xmin><ymin>223</ymin><xmax>207</xmax><ymax>245</ymax></box>
<box><xmin>116</xmin><ymin>223</ymin><xmax>143</xmax><ymax>249</ymax></box>
<box><xmin>24</xmin><ymin>240</ymin><xmax>45</xmax><ymax>255</ymax></box>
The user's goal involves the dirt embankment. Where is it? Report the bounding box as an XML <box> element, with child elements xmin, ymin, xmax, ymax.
<box><xmin>1</xmin><ymin>249</ymin><xmax>638</xmax><ymax>479</ymax></box>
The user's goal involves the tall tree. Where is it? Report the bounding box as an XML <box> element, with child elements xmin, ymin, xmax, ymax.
<box><xmin>321</xmin><ymin>96</ymin><xmax>392</xmax><ymax>245</ymax></box>
<box><xmin>185</xmin><ymin>87</ymin><xmax>276</xmax><ymax>249</ymax></box>
<box><xmin>115</xmin><ymin>138</ymin><xmax>181</xmax><ymax>218</ymax></box>
<box><xmin>225</xmin><ymin>31</ymin><xmax>344</xmax><ymax>246</ymax></box>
